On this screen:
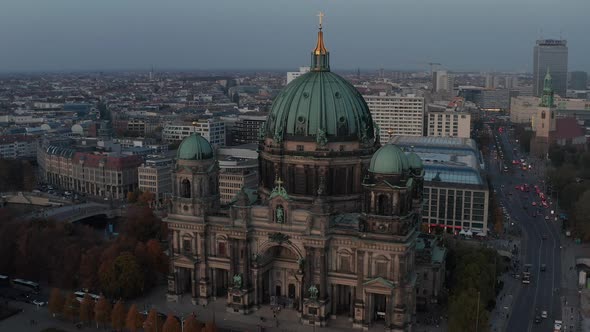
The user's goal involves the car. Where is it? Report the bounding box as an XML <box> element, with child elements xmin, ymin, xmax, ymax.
<box><xmin>501</xmin><ymin>185</ymin><xmax>505</xmax><ymax>188</ymax></box>
<box><xmin>541</xmin><ymin>310</ymin><xmax>548</xmax><ymax>319</ymax></box>
<box><xmin>32</xmin><ymin>299</ymin><xmax>46</xmax><ymax>306</ymax></box>
<box><xmin>534</xmin><ymin>315</ymin><xmax>541</xmax><ymax>324</ymax></box>
<box><xmin>532</xmin><ymin>202</ymin><xmax>537</xmax><ymax>206</ymax></box>
<box><xmin>540</xmin><ymin>264</ymin><xmax>546</xmax><ymax>272</ymax></box>
<box><xmin>545</xmin><ymin>216</ymin><xmax>550</xmax><ymax>221</ymax></box>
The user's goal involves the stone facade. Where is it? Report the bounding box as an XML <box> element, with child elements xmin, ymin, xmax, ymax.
<box><xmin>164</xmin><ymin>23</ymin><xmax>423</xmax><ymax>332</ymax></box>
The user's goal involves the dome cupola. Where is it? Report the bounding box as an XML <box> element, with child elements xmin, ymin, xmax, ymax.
<box><xmin>369</xmin><ymin>144</ymin><xmax>409</xmax><ymax>174</ymax></box>
<box><xmin>177</xmin><ymin>133</ymin><xmax>214</xmax><ymax>160</ymax></box>
<box><xmin>407</xmin><ymin>152</ymin><xmax>423</xmax><ymax>170</ymax></box>
<box><xmin>264</xmin><ymin>14</ymin><xmax>374</xmax><ymax>145</ymax></box>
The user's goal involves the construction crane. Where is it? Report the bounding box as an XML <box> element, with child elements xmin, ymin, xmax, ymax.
<box><xmin>428</xmin><ymin>62</ymin><xmax>442</xmax><ymax>75</ymax></box>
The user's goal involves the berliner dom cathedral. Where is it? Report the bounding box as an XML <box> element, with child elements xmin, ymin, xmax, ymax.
<box><xmin>165</xmin><ymin>17</ymin><xmax>423</xmax><ymax>331</ymax></box>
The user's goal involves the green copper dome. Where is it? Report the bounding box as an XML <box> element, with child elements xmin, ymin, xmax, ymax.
<box><xmin>407</xmin><ymin>152</ymin><xmax>423</xmax><ymax>170</ymax></box>
<box><xmin>265</xmin><ymin>27</ymin><xmax>374</xmax><ymax>143</ymax></box>
<box><xmin>369</xmin><ymin>144</ymin><xmax>409</xmax><ymax>174</ymax></box>
<box><xmin>177</xmin><ymin>133</ymin><xmax>214</xmax><ymax>160</ymax></box>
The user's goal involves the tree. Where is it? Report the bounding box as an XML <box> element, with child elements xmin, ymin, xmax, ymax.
<box><xmin>574</xmin><ymin>190</ymin><xmax>590</xmax><ymax>241</ymax></box>
<box><xmin>94</xmin><ymin>295</ymin><xmax>112</xmax><ymax>328</ymax></box>
<box><xmin>146</xmin><ymin>239</ymin><xmax>168</xmax><ymax>273</ymax></box>
<box><xmin>184</xmin><ymin>313</ymin><xmax>202</xmax><ymax>332</ymax></box>
<box><xmin>143</xmin><ymin>309</ymin><xmax>163</xmax><ymax>332</ymax></box>
<box><xmin>48</xmin><ymin>288</ymin><xmax>64</xmax><ymax>317</ymax></box>
<box><xmin>127</xmin><ymin>191</ymin><xmax>139</xmax><ymax>203</ymax></box>
<box><xmin>111</xmin><ymin>299</ymin><xmax>126</xmax><ymax>331</ymax></box>
<box><xmin>138</xmin><ymin>190</ymin><xmax>155</xmax><ymax>206</ymax></box>
<box><xmin>162</xmin><ymin>313</ymin><xmax>182</xmax><ymax>332</ymax></box>
<box><xmin>79</xmin><ymin>293</ymin><xmax>95</xmax><ymax>326</ymax></box>
<box><xmin>448</xmin><ymin>288</ymin><xmax>489</xmax><ymax>332</ymax></box>
<box><xmin>99</xmin><ymin>251</ymin><xmax>145</xmax><ymax>299</ymax></box>
<box><xmin>79</xmin><ymin>246</ymin><xmax>102</xmax><ymax>291</ymax></box>
<box><xmin>203</xmin><ymin>321</ymin><xmax>218</xmax><ymax>332</ymax></box>
<box><xmin>123</xmin><ymin>206</ymin><xmax>164</xmax><ymax>242</ymax></box>
<box><xmin>62</xmin><ymin>292</ymin><xmax>80</xmax><ymax>323</ymax></box>
<box><xmin>125</xmin><ymin>304</ymin><xmax>144</xmax><ymax>332</ymax></box>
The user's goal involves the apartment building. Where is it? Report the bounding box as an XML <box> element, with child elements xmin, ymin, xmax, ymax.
<box><xmin>426</xmin><ymin>104</ymin><xmax>471</xmax><ymax>138</ymax></box>
<box><xmin>138</xmin><ymin>157</ymin><xmax>173</xmax><ymax>201</ymax></box>
<box><xmin>217</xmin><ymin>144</ymin><xmax>258</xmax><ymax>204</ymax></box>
<box><xmin>162</xmin><ymin>118</ymin><xmax>226</xmax><ymax>146</ymax></box>
<box><xmin>41</xmin><ymin>145</ymin><xmax>143</xmax><ymax>199</ymax></box>
<box><xmin>0</xmin><ymin>135</ymin><xmax>37</xmax><ymax>159</ymax></box>
<box><xmin>363</xmin><ymin>93</ymin><xmax>424</xmax><ymax>141</ymax></box>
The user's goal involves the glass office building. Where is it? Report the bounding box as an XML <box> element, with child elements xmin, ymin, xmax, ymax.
<box><xmin>533</xmin><ymin>39</ymin><xmax>568</xmax><ymax>97</ymax></box>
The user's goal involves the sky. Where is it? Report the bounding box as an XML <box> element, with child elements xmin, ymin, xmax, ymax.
<box><xmin>0</xmin><ymin>0</ymin><xmax>588</xmax><ymax>73</ymax></box>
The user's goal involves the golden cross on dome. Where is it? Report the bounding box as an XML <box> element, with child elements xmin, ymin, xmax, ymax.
<box><xmin>317</xmin><ymin>11</ymin><xmax>325</xmax><ymax>30</ymax></box>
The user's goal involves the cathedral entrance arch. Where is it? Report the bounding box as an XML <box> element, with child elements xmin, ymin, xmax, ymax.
<box><xmin>256</xmin><ymin>243</ymin><xmax>303</xmax><ymax>310</ymax></box>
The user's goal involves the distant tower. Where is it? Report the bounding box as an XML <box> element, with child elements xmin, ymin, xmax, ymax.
<box><xmin>149</xmin><ymin>66</ymin><xmax>154</xmax><ymax>81</ymax></box>
<box><xmin>357</xmin><ymin>67</ymin><xmax>361</xmax><ymax>79</ymax></box>
<box><xmin>533</xmin><ymin>39</ymin><xmax>568</xmax><ymax>97</ymax></box>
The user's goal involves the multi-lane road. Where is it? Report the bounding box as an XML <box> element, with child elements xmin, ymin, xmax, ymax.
<box><xmin>487</xmin><ymin>129</ymin><xmax>562</xmax><ymax>332</ymax></box>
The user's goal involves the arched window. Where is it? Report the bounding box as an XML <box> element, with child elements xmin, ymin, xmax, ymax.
<box><xmin>181</xmin><ymin>179</ymin><xmax>191</xmax><ymax>198</ymax></box>
<box><xmin>541</xmin><ymin>111</ymin><xmax>546</xmax><ymax>119</ymax></box>
<box><xmin>378</xmin><ymin>194</ymin><xmax>387</xmax><ymax>215</ymax></box>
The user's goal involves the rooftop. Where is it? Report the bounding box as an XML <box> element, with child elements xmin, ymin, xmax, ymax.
<box><xmin>391</xmin><ymin>136</ymin><xmax>484</xmax><ymax>186</ymax></box>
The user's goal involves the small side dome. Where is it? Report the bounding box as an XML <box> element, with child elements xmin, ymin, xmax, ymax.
<box><xmin>369</xmin><ymin>144</ymin><xmax>409</xmax><ymax>174</ymax></box>
<box><xmin>177</xmin><ymin>133</ymin><xmax>214</xmax><ymax>160</ymax></box>
<box><xmin>407</xmin><ymin>152</ymin><xmax>423</xmax><ymax>170</ymax></box>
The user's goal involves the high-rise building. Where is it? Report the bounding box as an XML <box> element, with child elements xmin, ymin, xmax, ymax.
<box><xmin>533</xmin><ymin>39</ymin><xmax>568</xmax><ymax>97</ymax></box>
<box><xmin>286</xmin><ymin>66</ymin><xmax>310</xmax><ymax>84</ymax></box>
<box><xmin>363</xmin><ymin>93</ymin><xmax>424</xmax><ymax>140</ymax></box>
<box><xmin>432</xmin><ymin>70</ymin><xmax>453</xmax><ymax>92</ymax></box>
<box><xmin>570</xmin><ymin>71</ymin><xmax>588</xmax><ymax>90</ymax></box>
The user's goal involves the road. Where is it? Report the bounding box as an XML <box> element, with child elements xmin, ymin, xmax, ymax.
<box><xmin>487</xmin><ymin>128</ymin><xmax>562</xmax><ymax>332</ymax></box>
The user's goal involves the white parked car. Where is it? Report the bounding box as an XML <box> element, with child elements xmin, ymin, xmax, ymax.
<box><xmin>541</xmin><ymin>310</ymin><xmax>547</xmax><ymax>318</ymax></box>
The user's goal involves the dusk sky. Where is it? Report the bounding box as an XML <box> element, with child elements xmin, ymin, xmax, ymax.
<box><xmin>0</xmin><ymin>0</ymin><xmax>588</xmax><ymax>73</ymax></box>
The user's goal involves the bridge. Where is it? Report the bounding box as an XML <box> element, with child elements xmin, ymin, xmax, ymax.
<box><xmin>24</xmin><ymin>202</ymin><xmax>125</xmax><ymax>223</ymax></box>
<box><xmin>0</xmin><ymin>191</ymin><xmax>70</xmax><ymax>207</ymax></box>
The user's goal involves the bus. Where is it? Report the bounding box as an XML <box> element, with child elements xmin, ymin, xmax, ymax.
<box><xmin>522</xmin><ymin>264</ymin><xmax>532</xmax><ymax>284</ymax></box>
<box><xmin>0</xmin><ymin>275</ymin><xmax>9</xmax><ymax>287</ymax></box>
<box><xmin>74</xmin><ymin>291</ymin><xmax>100</xmax><ymax>303</ymax></box>
<box><xmin>11</xmin><ymin>278</ymin><xmax>40</xmax><ymax>293</ymax></box>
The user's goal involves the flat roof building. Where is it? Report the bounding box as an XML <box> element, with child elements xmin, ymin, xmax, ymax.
<box><xmin>390</xmin><ymin>135</ymin><xmax>489</xmax><ymax>235</ymax></box>
<box><xmin>363</xmin><ymin>93</ymin><xmax>425</xmax><ymax>140</ymax></box>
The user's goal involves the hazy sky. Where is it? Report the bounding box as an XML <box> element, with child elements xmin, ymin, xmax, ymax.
<box><xmin>0</xmin><ymin>0</ymin><xmax>588</xmax><ymax>73</ymax></box>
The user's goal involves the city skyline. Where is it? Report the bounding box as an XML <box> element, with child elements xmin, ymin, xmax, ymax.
<box><xmin>0</xmin><ymin>0</ymin><xmax>589</xmax><ymax>73</ymax></box>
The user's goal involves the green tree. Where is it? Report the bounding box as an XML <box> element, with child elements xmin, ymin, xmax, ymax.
<box><xmin>94</xmin><ymin>295</ymin><xmax>112</xmax><ymax>328</ymax></box>
<box><xmin>48</xmin><ymin>288</ymin><xmax>64</xmax><ymax>317</ymax></box>
<box><xmin>79</xmin><ymin>293</ymin><xmax>95</xmax><ymax>326</ymax></box>
<box><xmin>163</xmin><ymin>313</ymin><xmax>181</xmax><ymax>332</ymax></box>
<box><xmin>62</xmin><ymin>292</ymin><xmax>79</xmax><ymax>323</ymax></box>
<box><xmin>125</xmin><ymin>304</ymin><xmax>144</xmax><ymax>332</ymax></box>
<box><xmin>448</xmin><ymin>288</ymin><xmax>489</xmax><ymax>332</ymax></box>
<box><xmin>99</xmin><ymin>251</ymin><xmax>145</xmax><ymax>299</ymax></box>
<box><xmin>111</xmin><ymin>299</ymin><xmax>126</xmax><ymax>331</ymax></box>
